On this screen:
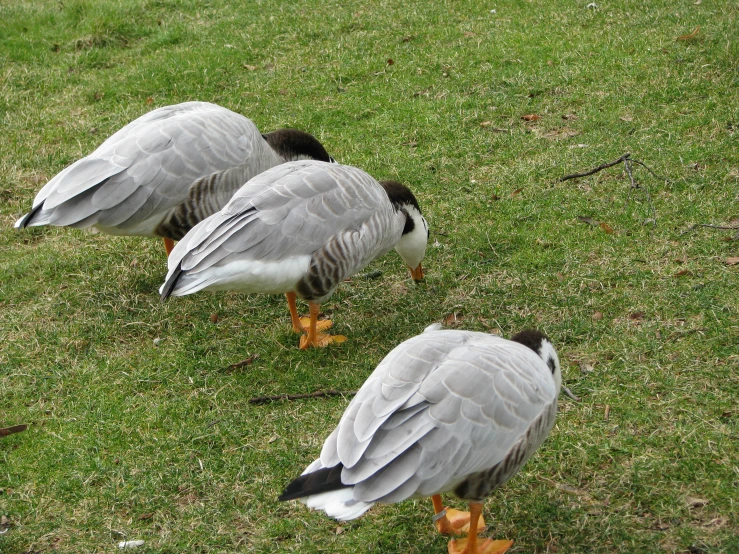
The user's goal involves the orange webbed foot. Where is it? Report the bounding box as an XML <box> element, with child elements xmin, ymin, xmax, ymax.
<box><xmin>436</xmin><ymin>508</ymin><xmax>486</xmax><ymax>536</ymax></box>
<box><xmin>294</xmin><ymin>317</ymin><xmax>333</xmax><ymax>334</ymax></box>
<box><xmin>448</xmin><ymin>537</ymin><xmax>513</xmax><ymax>554</ymax></box>
<box><xmin>299</xmin><ymin>333</ymin><xmax>347</xmax><ymax>350</ymax></box>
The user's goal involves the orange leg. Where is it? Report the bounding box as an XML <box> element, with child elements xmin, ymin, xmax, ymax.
<box><xmin>286</xmin><ymin>293</ymin><xmax>333</xmax><ymax>334</ymax></box>
<box><xmin>298</xmin><ymin>302</ymin><xmax>346</xmax><ymax>349</ymax></box>
<box><xmin>286</xmin><ymin>292</ymin><xmax>304</xmax><ymax>333</ymax></box>
<box><xmin>433</xmin><ymin>494</ymin><xmax>485</xmax><ymax>536</ymax></box>
<box><xmin>163</xmin><ymin>238</ymin><xmax>175</xmax><ymax>257</ymax></box>
<box><xmin>448</xmin><ymin>502</ymin><xmax>513</xmax><ymax>554</ymax></box>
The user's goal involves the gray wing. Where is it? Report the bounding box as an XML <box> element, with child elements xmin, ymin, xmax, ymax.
<box><xmin>320</xmin><ymin>330</ymin><xmax>558</xmax><ymax>503</ymax></box>
<box><xmin>28</xmin><ymin>102</ymin><xmax>267</xmax><ymax>232</ymax></box>
<box><xmin>167</xmin><ymin>161</ymin><xmax>390</xmax><ymax>274</ymax></box>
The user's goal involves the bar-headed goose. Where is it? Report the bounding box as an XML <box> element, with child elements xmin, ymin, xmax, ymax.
<box><xmin>15</xmin><ymin>101</ymin><xmax>334</xmax><ymax>256</ymax></box>
<box><xmin>280</xmin><ymin>327</ymin><xmax>561</xmax><ymax>553</ymax></box>
<box><xmin>159</xmin><ymin>160</ymin><xmax>428</xmax><ymax>349</ymax></box>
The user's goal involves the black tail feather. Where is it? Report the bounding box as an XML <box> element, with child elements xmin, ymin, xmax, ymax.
<box><xmin>16</xmin><ymin>202</ymin><xmax>45</xmax><ymax>228</ymax></box>
<box><xmin>279</xmin><ymin>464</ymin><xmax>347</xmax><ymax>501</ymax></box>
<box><xmin>160</xmin><ymin>261</ymin><xmax>184</xmax><ymax>302</ymax></box>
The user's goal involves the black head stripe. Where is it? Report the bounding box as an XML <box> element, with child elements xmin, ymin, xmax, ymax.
<box><xmin>547</xmin><ymin>358</ymin><xmax>556</xmax><ymax>374</ymax></box>
<box><xmin>379</xmin><ymin>181</ymin><xmax>421</xmax><ymax>213</ymax></box>
<box><xmin>263</xmin><ymin>129</ymin><xmax>332</xmax><ymax>162</ymax></box>
<box><xmin>401</xmin><ymin>208</ymin><xmax>415</xmax><ymax>234</ymax></box>
<box><xmin>510</xmin><ymin>329</ymin><xmax>550</xmax><ymax>355</ymax></box>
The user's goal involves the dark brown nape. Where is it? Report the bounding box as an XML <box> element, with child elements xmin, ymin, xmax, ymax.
<box><xmin>379</xmin><ymin>180</ymin><xmax>421</xmax><ymax>213</ymax></box>
<box><xmin>262</xmin><ymin>129</ymin><xmax>332</xmax><ymax>162</ymax></box>
<box><xmin>510</xmin><ymin>329</ymin><xmax>549</xmax><ymax>354</ymax></box>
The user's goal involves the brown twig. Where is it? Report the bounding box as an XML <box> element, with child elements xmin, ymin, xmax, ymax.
<box><xmin>248</xmin><ymin>389</ymin><xmax>357</xmax><ymax>404</ymax></box>
<box><xmin>559</xmin><ymin>153</ymin><xmax>632</xmax><ymax>181</ymax></box>
<box><xmin>224</xmin><ymin>354</ymin><xmax>259</xmax><ymax>371</ymax></box>
<box><xmin>680</xmin><ymin>224</ymin><xmax>739</xmax><ymax>237</ymax></box>
<box><xmin>0</xmin><ymin>424</ymin><xmax>28</xmax><ymax>438</ymax></box>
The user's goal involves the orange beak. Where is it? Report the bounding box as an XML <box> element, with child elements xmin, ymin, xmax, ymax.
<box><xmin>409</xmin><ymin>263</ymin><xmax>425</xmax><ymax>281</ymax></box>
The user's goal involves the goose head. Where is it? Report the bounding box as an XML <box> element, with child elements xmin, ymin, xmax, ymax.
<box><xmin>262</xmin><ymin>129</ymin><xmax>336</xmax><ymax>163</ymax></box>
<box><xmin>510</xmin><ymin>329</ymin><xmax>562</xmax><ymax>391</ymax></box>
<box><xmin>380</xmin><ymin>180</ymin><xmax>428</xmax><ymax>282</ymax></box>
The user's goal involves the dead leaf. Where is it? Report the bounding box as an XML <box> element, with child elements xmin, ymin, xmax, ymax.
<box><xmin>268</xmin><ymin>435</ymin><xmax>279</xmax><ymax>444</ymax></box>
<box><xmin>724</xmin><ymin>257</ymin><xmax>739</xmax><ymax>265</ymax></box>
<box><xmin>694</xmin><ymin>0</ymin><xmax>702</xmax><ymax>4</ymax></box>
<box><xmin>599</xmin><ymin>222</ymin><xmax>614</xmax><ymax>234</ymax></box>
<box><xmin>209</xmin><ymin>313</ymin><xmax>219</xmax><ymax>323</ymax></box>
<box><xmin>464</xmin><ymin>31</ymin><xmax>476</xmax><ymax>38</ymax></box>
<box><xmin>578</xmin><ymin>216</ymin><xmax>600</xmax><ymax>226</ymax></box>
<box><xmin>137</xmin><ymin>513</ymin><xmax>154</xmax><ymax>520</ymax></box>
<box><xmin>146</xmin><ymin>97</ymin><xmax>154</xmax><ymax>105</ymax></box>
<box><xmin>443</xmin><ymin>312</ymin><xmax>464</xmax><ymax>327</ymax></box>
<box><xmin>620</xmin><ymin>115</ymin><xmax>633</xmax><ymax>122</ymax></box>
<box><xmin>592</xmin><ymin>311</ymin><xmax>603</xmax><ymax>321</ymax></box>
<box><xmin>556</xmin><ymin>272</ymin><xmax>565</xmax><ymax>281</ymax></box>
<box><xmin>403</xmin><ymin>140</ymin><xmax>418</xmax><ymax>147</ymax></box>
<box><xmin>521</xmin><ymin>114</ymin><xmax>541</xmax><ymax>122</ymax></box>
<box><xmin>561</xmin><ymin>113</ymin><xmax>578</xmax><ymax>120</ymax></box>
<box><xmin>686</xmin><ymin>496</ymin><xmax>709</xmax><ymax>508</ymax></box>
<box><xmin>243</xmin><ymin>64</ymin><xmax>257</xmax><ymax>70</ymax></box>
<box><xmin>0</xmin><ymin>425</ymin><xmax>27</xmax><ymax>438</ymax></box>
<box><xmin>629</xmin><ymin>311</ymin><xmax>646</xmax><ymax>320</ymax></box>
<box><xmin>510</xmin><ymin>188</ymin><xmax>523</xmax><ymax>197</ymax></box>
<box><xmin>676</xmin><ymin>26</ymin><xmax>700</xmax><ymax>41</ymax></box>
<box><xmin>491</xmin><ymin>194</ymin><xmax>500</xmax><ymax>201</ymax></box>
<box><xmin>580</xmin><ymin>362</ymin><xmax>594</xmax><ymax>373</ymax></box>
<box><xmin>604</xmin><ymin>405</ymin><xmax>610</xmax><ymax>420</ymax></box>
<box><xmin>480</xmin><ymin>121</ymin><xmax>493</xmax><ymax>127</ymax></box>
<box><xmin>386</xmin><ymin>58</ymin><xmax>394</xmax><ymax>66</ymax></box>
<box><xmin>335</xmin><ymin>526</ymin><xmax>344</xmax><ymax>535</ymax></box>
<box><xmin>675</xmin><ymin>269</ymin><xmax>693</xmax><ymax>277</ymax></box>
<box><xmin>401</xmin><ymin>35</ymin><xmax>414</xmax><ymax>42</ymax></box>
<box><xmin>702</xmin><ymin>517</ymin><xmax>726</xmax><ymax>529</ymax></box>
<box><xmin>535</xmin><ymin>127</ymin><xmax>579</xmax><ymax>140</ymax></box>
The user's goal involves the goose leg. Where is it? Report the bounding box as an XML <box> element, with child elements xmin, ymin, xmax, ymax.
<box><xmin>298</xmin><ymin>302</ymin><xmax>346</xmax><ymax>349</ymax></box>
<box><xmin>433</xmin><ymin>494</ymin><xmax>486</xmax><ymax>536</ymax></box>
<box><xmin>163</xmin><ymin>238</ymin><xmax>175</xmax><ymax>257</ymax></box>
<box><xmin>447</xmin><ymin>503</ymin><xmax>513</xmax><ymax>554</ymax></box>
<box><xmin>286</xmin><ymin>293</ymin><xmax>332</xmax><ymax>334</ymax></box>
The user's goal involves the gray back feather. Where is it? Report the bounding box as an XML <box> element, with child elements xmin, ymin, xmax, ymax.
<box><xmin>169</xmin><ymin>161</ymin><xmax>405</xmax><ymax>300</ymax></box>
<box><xmin>320</xmin><ymin>330</ymin><xmax>559</xmax><ymax>503</ymax></box>
<box><xmin>30</xmin><ymin>102</ymin><xmax>281</xmax><ymax>237</ymax></box>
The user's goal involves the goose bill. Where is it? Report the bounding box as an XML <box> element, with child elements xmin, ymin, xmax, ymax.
<box><xmin>409</xmin><ymin>263</ymin><xmax>424</xmax><ymax>281</ymax></box>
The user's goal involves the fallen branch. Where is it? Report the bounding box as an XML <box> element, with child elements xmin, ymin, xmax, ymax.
<box><xmin>561</xmin><ymin>152</ymin><xmax>663</xmax><ymax>227</ymax></box>
<box><xmin>559</xmin><ymin>153</ymin><xmax>631</xmax><ymax>181</ymax></box>
<box><xmin>0</xmin><ymin>424</ymin><xmax>28</xmax><ymax>438</ymax></box>
<box><xmin>248</xmin><ymin>389</ymin><xmax>357</xmax><ymax>404</ymax></box>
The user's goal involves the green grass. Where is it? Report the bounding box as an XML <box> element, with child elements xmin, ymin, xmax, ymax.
<box><xmin>1</xmin><ymin>0</ymin><xmax>738</xmax><ymax>552</ymax></box>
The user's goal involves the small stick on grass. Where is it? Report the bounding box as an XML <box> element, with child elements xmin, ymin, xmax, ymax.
<box><xmin>224</xmin><ymin>354</ymin><xmax>259</xmax><ymax>371</ymax></box>
<box><xmin>559</xmin><ymin>153</ymin><xmax>632</xmax><ymax>181</ymax></box>
<box><xmin>249</xmin><ymin>389</ymin><xmax>357</xmax><ymax>404</ymax></box>
<box><xmin>604</xmin><ymin>405</ymin><xmax>611</xmax><ymax>421</ymax></box>
<box><xmin>681</xmin><ymin>223</ymin><xmax>739</xmax><ymax>238</ymax></box>
<box><xmin>0</xmin><ymin>424</ymin><xmax>28</xmax><ymax>438</ymax></box>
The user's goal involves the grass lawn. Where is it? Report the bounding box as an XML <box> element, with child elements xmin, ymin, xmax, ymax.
<box><xmin>1</xmin><ymin>0</ymin><xmax>738</xmax><ymax>552</ymax></box>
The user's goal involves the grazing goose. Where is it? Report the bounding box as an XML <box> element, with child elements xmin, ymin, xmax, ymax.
<box><xmin>159</xmin><ymin>160</ymin><xmax>428</xmax><ymax>349</ymax></box>
<box><xmin>279</xmin><ymin>326</ymin><xmax>561</xmax><ymax>554</ymax></box>
<box><xmin>15</xmin><ymin>101</ymin><xmax>334</xmax><ymax>256</ymax></box>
